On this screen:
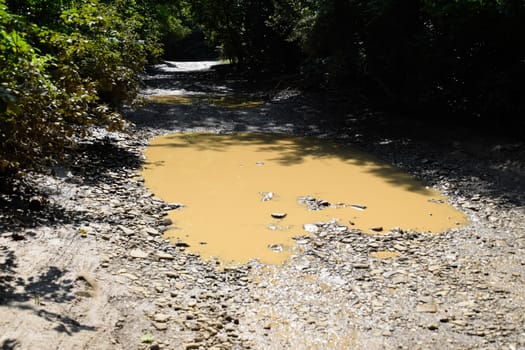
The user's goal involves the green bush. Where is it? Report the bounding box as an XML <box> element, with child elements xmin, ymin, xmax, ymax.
<box><xmin>0</xmin><ymin>0</ymin><xmax>156</xmax><ymax>173</ymax></box>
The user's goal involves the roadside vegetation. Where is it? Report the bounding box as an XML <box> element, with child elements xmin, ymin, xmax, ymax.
<box><xmin>0</xmin><ymin>0</ymin><xmax>189</xmax><ymax>174</ymax></box>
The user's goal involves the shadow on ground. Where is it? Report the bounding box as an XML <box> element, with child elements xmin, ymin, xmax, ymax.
<box><xmin>64</xmin><ymin>137</ymin><xmax>143</xmax><ymax>185</ymax></box>
<box><xmin>0</xmin><ymin>245</ymin><xmax>96</xmax><ymax>336</ymax></box>
<box><xmin>0</xmin><ymin>176</ymin><xmax>80</xmax><ymax>234</ymax></box>
<box><xmin>0</xmin><ymin>135</ymin><xmax>144</xmax><ymax>234</ymax></box>
<box><xmin>1</xmin><ymin>339</ymin><xmax>19</xmax><ymax>350</ymax></box>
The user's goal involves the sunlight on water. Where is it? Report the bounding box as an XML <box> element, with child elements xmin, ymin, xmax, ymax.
<box><xmin>141</xmin><ymin>133</ymin><xmax>467</xmax><ymax>266</ymax></box>
<box><xmin>146</xmin><ymin>94</ymin><xmax>264</xmax><ymax>108</ymax></box>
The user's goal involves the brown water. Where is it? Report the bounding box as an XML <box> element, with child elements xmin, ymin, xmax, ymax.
<box><xmin>147</xmin><ymin>94</ymin><xmax>264</xmax><ymax>108</ymax></box>
<box><xmin>141</xmin><ymin>133</ymin><xmax>466</xmax><ymax>266</ymax></box>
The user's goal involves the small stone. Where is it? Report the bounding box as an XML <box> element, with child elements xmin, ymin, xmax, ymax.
<box><xmin>350</xmin><ymin>204</ymin><xmax>367</xmax><ymax>211</ymax></box>
<box><xmin>167</xmin><ymin>203</ymin><xmax>184</xmax><ymax>210</ymax></box>
<box><xmin>144</xmin><ymin>227</ymin><xmax>161</xmax><ymax>236</ymax></box>
<box><xmin>153</xmin><ymin>322</ymin><xmax>168</xmax><ymax>331</ymax></box>
<box><xmin>165</xmin><ymin>272</ymin><xmax>178</xmax><ymax>278</ymax></box>
<box><xmin>160</xmin><ymin>218</ymin><xmax>173</xmax><ymax>226</ymax></box>
<box><xmin>383</xmin><ymin>270</ymin><xmax>407</xmax><ymax>278</ymax></box>
<box><xmin>416</xmin><ymin>304</ymin><xmax>438</xmax><ymax>313</ymax></box>
<box><xmin>334</xmin><ymin>225</ymin><xmax>348</xmax><ymax>232</ymax></box>
<box><xmin>155</xmin><ymin>298</ymin><xmax>168</xmax><ymax>307</ymax></box>
<box><xmin>175</xmin><ymin>282</ymin><xmax>185</xmax><ymax>290</ymax></box>
<box><xmin>392</xmin><ymin>275</ymin><xmax>407</xmax><ymax>284</ymax></box>
<box><xmin>118</xmin><ymin>225</ymin><xmax>134</xmax><ymax>236</ymax></box>
<box><xmin>154</xmin><ymin>313</ymin><xmax>170</xmax><ymax>323</ymax></box>
<box><xmin>271</xmin><ymin>212</ymin><xmax>287</xmax><ymax>219</ymax></box>
<box><xmin>439</xmin><ymin>316</ymin><xmax>450</xmax><ymax>323</ymax></box>
<box><xmin>427</xmin><ymin>323</ymin><xmax>439</xmax><ymax>330</ymax></box>
<box><xmin>464</xmin><ymin>203</ymin><xmax>479</xmax><ymax>211</ymax></box>
<box><xmin>370</xmin><ymin>226</ymin><xmax>383</xmax><ymax>232</ymax></box>
<box><xmin>260</xmin><ymin>192</ymin><xmax>274</xmax><ymax>201</ymax></box>
<box><xmin>353</xmin><ymin>263</ymin><xmax>370</xmax><ymax>269</ymax></box>
<box><xmin>450</xmin><ymin>319</ymin><xmax>468</xmax><ymax>327</ymax></box>
<box><xmin>156</xmin><ymin>252</ymin><xmax>174</xmax><ymax>260</ymax></box>
<box><xmin>268</xmin><ymin>244</ymin><xmax>283</xmax><ymax>252</ymax></box>
<box><xmin>393</xmin><ymin>244</ymin><xmax>407</xmax><ymax>251</ymax></box>
<box><xmin>120</xmin><ymin>273</ymin><xmax>138</xmax><ymax>280</ymax></box>
<box><xmin>129</xmin><ymin>249</ymin><xmax>149</xmax><ymax>259</ymax></box>
<box><xmin>294</xmin><ymin>237</ymin><xmax>310</xmax><ymax>245</ymax></box>
<box><xmin>428</xmin><ymin>265</ymin><xmax>440</xmax><ymax>272</ymax></box>
<box><xmin>303</xmin><ymin>224</ymin><xmax>319</xmax><ymax>233</ymax></box>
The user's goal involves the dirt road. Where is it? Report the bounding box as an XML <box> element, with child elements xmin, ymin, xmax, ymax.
<box><xmin>1</xmin><ymin>61</ymin><xmax>524</xmax><ymax>349</ymax></box>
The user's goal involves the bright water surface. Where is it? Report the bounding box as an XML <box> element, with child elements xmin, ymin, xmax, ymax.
<box><xmin>141</xmin><ymin>133</ymin><xmax>467</xmax><ymax>266</ymax></box>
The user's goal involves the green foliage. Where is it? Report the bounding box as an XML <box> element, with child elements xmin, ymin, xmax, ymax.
<box><xmin>1</xmin><ymin>2</ymin><xmax>67</xmax><ymax>171</ymax></box>
<box><xmin>0</xmin><ymin>0</ymin><xmax>158</xmax><ymax>173</ymax></box>
<box><xmin>140</xmin><ymin>333</ymin><xmax>154</xmax><ymax>344</ymax></box>
<box><xmin>190</xmin><ymin>0</ymin><xmax>302</xmax><ymax>70</ymax></box>
<box><xmin>118</xmin><ymin>0</ymin><xmax>192</xmax><ymax>60</ymax></box>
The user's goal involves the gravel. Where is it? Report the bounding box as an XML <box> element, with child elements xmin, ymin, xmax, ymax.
<box><xmin>1</xmin><ymin>61</ymin><xmax>523</xmax><ymax>350</ymax></box>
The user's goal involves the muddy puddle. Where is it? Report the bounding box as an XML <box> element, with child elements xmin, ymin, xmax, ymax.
<box><xmin>147</xmin><ymin>94</ymin><xmax>264</xmax><ymax>108</ymax></box>
<box><xmin>141</xmin><ymin>133</ymin><xmax>466</xmax><ymax>266</ymax></box>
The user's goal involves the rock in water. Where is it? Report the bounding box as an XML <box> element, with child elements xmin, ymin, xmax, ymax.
<box><xmin>260</xmin><ymin>192</ymin><xmax>274</xmax><ymax>201</ymax></box>
<box><xmin>350</xmin><ymin>204</ymin><xmax>367</xmax><ymax>211</ymax></box>
<box><xmin>303</xmin><ymin>224</ymin><xmax>319</xmax><ymax>233</ymax></box>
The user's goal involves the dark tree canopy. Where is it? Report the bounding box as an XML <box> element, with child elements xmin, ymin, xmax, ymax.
<box><xmin>189</xmin><ymin>0</ymin><xmax>525</xmax><ymax>129</ymax></box>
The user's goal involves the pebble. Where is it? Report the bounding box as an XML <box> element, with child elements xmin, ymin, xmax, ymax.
<box><xmin>144</xmin><ymin>227</ymin><xmax>161</xmax><ymax>236</ymax></box>
<box><xmin>156</xmin><ymin>252</ymin><xmax>174</xmax><ymax>260</ymax></box>
<box><xmin>350</xmin><ymin>204</ymin><xmax>367</xmax><ymax>211</ymax></box>
<box><xmin>153</xmin><ymin>313</ymin><xmax>170</xmax><ymax>323</ymax></box>
<box><xmin>303</xmin><ymin>224</ymin><xmax>319</xmax><ymax>233</ymax></box>
<box><xmin>393</xmin><ymin>244</ymin><xmax>407</xmax><ymax>251</ymax></box>
<box><xmin>120</xmin><ymin>273</ymin><xmax>138</xmax><ymax>280</ymax></box>
<box><xmin>153</xmin><ymin>322</ymin><xmax>168</xmax><ymax>331</ymax></box>
<box><xmin>160</xmin><ymin>218</ymin><xmax>173</xmax><ymax>226</ymax></box>
<box><xmin>416</xmin><ymin>304</ymin><xmax>438</xmax><ymax>313</ymax></box>
<box><xmin>129</xmin><ymin>248</ymin><xmax>149</xmax><ymax>259</ymax></box>
<box><xmin>118</xmin><ymin>225</ymin><xmax>135</xmax><ymax>236</ymax></box>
